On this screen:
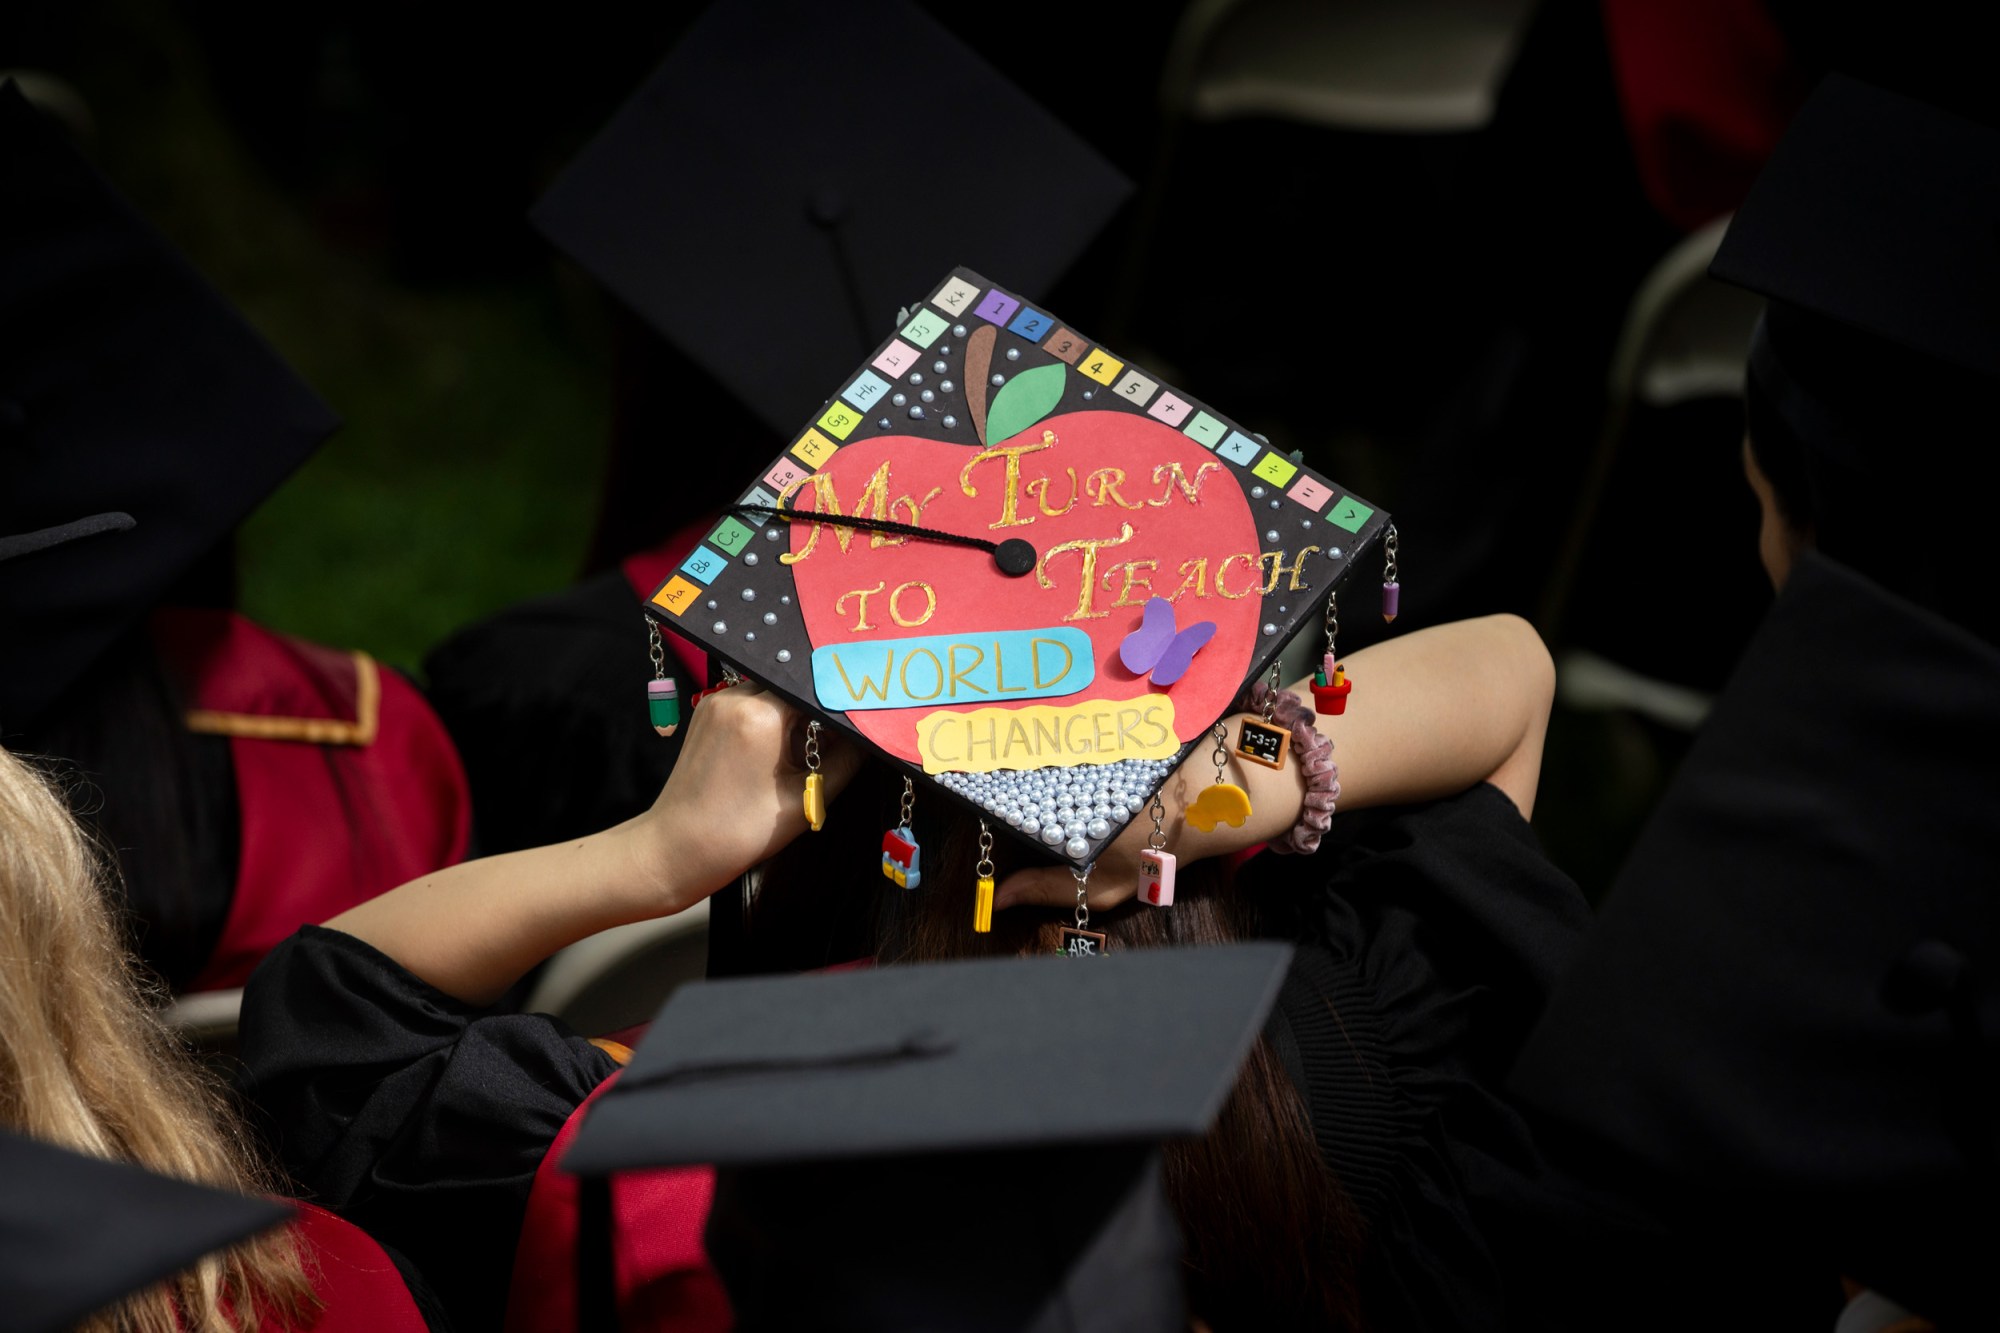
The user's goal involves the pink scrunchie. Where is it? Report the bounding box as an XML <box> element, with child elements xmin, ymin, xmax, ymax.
<box><xmin>1246</xmin><ymin>681</ymin><xmax>1340</xmax><ymax>855</ymax></box>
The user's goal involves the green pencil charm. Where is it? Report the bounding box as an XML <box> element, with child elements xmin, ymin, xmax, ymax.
<box><xmin>647</xmin><ymin>619</ymin><xmax>679</xmax><ymax>737</ymax></box>
<box><xmin>648</xmin><ymin>678</ymin><xmax>679</xmax><ymax>737</ymax></box>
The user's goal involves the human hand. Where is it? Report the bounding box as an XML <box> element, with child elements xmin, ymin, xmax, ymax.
<box><xmin>639</xmin><ymin>682</ymin><xmax>860</xmax><ymax>912</ymax></box>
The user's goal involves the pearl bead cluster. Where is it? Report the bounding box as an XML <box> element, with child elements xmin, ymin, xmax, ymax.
<box><xmin>934</xmin><ymin>756</ymin><xmax>1182</xmax><ymax>860</ymax></box>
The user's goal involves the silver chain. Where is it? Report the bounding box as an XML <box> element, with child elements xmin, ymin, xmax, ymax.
<box><xmin>721</xmin><ymin>662</ymin><xmax>743</xmax><ymax>686</ymax></box>
<box><xmin>899</xmin><ymin>776</ymin><xmax>916</xmax><ymax>827</ymax></box>
<box><xmin>1072</xmin><ymin>863</ymin><xmax>1093</xmax><ymax>930</ymax></box>
<box><xmin>805</xmin><ymin>720</ymin><xmax>821</xmax><ymax>773</ymax></box>
<box><xmin>1262</xmin><ymin>663</ymin><xmax>1280</xmax><ymax>721</ymax></box>
<box><xmin>1384</xmin><ymin>524</ymin><xmax>1399</xmax><ymax>583</ymax></box>
<box><xmin>1148</xmin><ymin>792</ymin><xmax>1168</xmax><ymax>851</ymax></box>
<box><xmin>1323</xmin><ymin>590</ymin><xmax>1340</xmax><ymax>660</ymax></box>
<box><xmin>647</xmin><ymin>618</ymin><xmax>667</xmax><ymax>680</ymax></box>
<box><xmin>1210</xmin><ymin>722</ymin><xmax>1229</xmax><ymax>783</ymax></box>
<box><xmin>976</xmin><ymin>820</ymin><xmax>995</xmax><ymax>880</ymax></box>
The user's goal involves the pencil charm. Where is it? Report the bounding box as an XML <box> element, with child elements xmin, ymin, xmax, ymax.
<box><xmin>646</xmin><ymin>620</ymin><xmax>679</xmax><ymax>736</ymax></box>
<box><xmin>803</xmin><ymin>721</ymin><xmax>826</xmax><ymax>831</ymax></box>
<box><xmin>973</xmin><ymin>820</ymin><xmax>995</xmax><ymax>933</ymax></box>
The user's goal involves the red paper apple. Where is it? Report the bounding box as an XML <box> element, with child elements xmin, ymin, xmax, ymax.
<box><xmin>785</xmin><ymin>409</ymin><xmax>1261</xmax><ymax>766</ymax></box>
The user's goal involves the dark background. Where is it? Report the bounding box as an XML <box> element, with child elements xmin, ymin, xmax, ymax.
<box><xmin>1</xmin><ymin>0</ymin><xmax>1793</xmax><ymax>894</ymax></box>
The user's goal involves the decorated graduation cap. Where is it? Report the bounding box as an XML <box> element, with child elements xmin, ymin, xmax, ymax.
<box><xmin>531</xmin><ymin>0</ymin><xmax>1132</xmax><ymax>437</ymax></box>
<box><xmin>565</xmin><ymin>941</ymin><xmax>1293</xmax><ymax>1330</ymax></box>
<box><xmin>1512</xmin><ymin>553</ymin><xmax>2000</xmax><ymax>1326</ymax></box>
<box><xmin>643</xmin><ymin>266</ymin><xmax>1392</xmax><ymax>921</ymax></box>
<box><xmin>0</xmin><ymin>82</ymin><xmax>338</xmax><ymax>734</ymax></box>
<box><xmin>1710</xmin><ymin>73</ymin><xmax>2000</xmax><ymax>642</ymax></box>
<box><xmin>0</xmin><ymin>1129</ymin><xmax>293</xmax><ymax>1333</ymax></box>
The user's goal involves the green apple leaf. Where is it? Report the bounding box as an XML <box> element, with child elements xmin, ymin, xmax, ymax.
<box><xmin>984</xmin><ymin>363</ymin><xmax>1067</xmax><ymax>444</ymax></box>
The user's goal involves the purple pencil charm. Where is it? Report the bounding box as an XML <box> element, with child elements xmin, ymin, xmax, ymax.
<box><xmin>1381</xmin><ymin>525</ymin><xmax>1400</xmax><ymax>623</ymax></box>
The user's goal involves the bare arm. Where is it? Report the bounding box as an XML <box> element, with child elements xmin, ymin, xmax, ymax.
<box><xmin>997</xmin><ymin>613</ymin><xmax>1555</xmax><ymax>911</ymax></box>
<box><xmin>322</xmin><ymin>684</ymin><xmax>858</xmax><ymax>1006</ymax></box>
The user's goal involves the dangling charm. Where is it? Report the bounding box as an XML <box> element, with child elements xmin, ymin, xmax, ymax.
<box><xmin>1186</xmin><ymin>723</ymin><xmax>1253</xmax><ymax>832</ymax></box>
<box><xmin>1311</xmin><ymin>591</ymin><xmax>1353</xmax><ymax>716</ymax></box>
<box><xmin>646</xmin><ymin>619</ymin><xmax>680</xmax><ymax>737</ymax></box>
<box><xmin>1236</xmin><ymin>664</ymin><xmax>1292</xmax><ymax>769</ymax></box>
<box><xmin>1057</xmin><ymin>863</ymin><xmax>1107</xmax><ymax>956</ymax></box>
<box><xmin>1381</xmin><ymin>524</ymin><xmax>1400</xmax><ymax>623</ymax></box>
<box><xmin>972</xmin><ymin>820</ymin><xmax>995</xmax><ymax>933</ymax></box>
<box><xmin>802</xmin><ymin>720</ymin><xmax>826</xmax><ymax>832</ymax></box>
<box><xmin>689</xmin><ymin>662</ymin><xmax>743</xmax><ymax>709</ymax></box>
<box><xmin>882</xmin><ymin>776</ymin><xmax>922</xmax><ymax>888</ymax></box>
<box><xmin>1138</xmin><ymin>792</ymin><xmax>1175</xmax><ymax>907</ymax></box>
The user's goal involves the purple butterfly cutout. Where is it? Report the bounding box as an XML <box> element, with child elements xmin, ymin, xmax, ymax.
<box><xmin>1118</xmin><ymin>596</ymin><xmax>1218</xmax><ymax>686</ymax></box>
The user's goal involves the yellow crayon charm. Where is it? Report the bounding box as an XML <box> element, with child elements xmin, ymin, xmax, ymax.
<box><xmin>973</xmin><ymin>874</ymin><xmax>995</xmax><ymax>933</ymax></box>
<box><xmin>803</xmin><ymin>771</ymin><xmax>826</xmax><ymax>831</ymax></box>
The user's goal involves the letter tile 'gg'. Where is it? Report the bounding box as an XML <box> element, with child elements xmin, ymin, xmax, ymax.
<box><xmin>644</xmin><ymin>266</ymin><xmax>1390</xmax><ymax>867</ymax></box>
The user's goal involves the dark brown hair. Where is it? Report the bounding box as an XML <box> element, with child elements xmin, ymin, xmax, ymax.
<box><xmin>754</xmin><ymin>764</ymin><xmax>1370</xmax><ymax>1329</ymax></box>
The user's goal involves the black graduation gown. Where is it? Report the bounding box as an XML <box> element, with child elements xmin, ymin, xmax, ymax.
<box><xmin>1510</xmin><ymin>552</ymin><xmax>2000</xmax><ymax>1330</ymax></box>
<box><xmin>237</xmin><ymin>783</ymin><xmax>1588</xmax><ymax>1333</ymax></box>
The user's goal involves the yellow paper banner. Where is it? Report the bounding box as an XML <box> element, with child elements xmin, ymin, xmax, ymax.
<box><xmin>915</xmin><ymin>696</ymin><xmax>1180</xmax><ymax>774</ymax></box>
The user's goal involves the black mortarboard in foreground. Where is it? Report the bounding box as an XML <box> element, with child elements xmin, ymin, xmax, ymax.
<box><xmin>1511</xmin><ymin>553</ymin><xmax>2000</xmax><ymax>1326</ymax></box>
<box><xmin>565</xmin><ymin>942</ymin><xmax>1293</xmax><ymax>1331</ymax></box>
<box><xmin>0</xmin><ymin>1129</ymin><xmax>293</xmax><ymax>1333</ymax></box>
<box><xmin>0</xmin><ymin>82</ymin><xmax>338</xmax><ymax>734</ymax></box>
<box><xmin>531</xmin><ymin>0</ymin><xmax>1132</xmax><ymax>437</ymax></box>
<box><xmin>1710</xmin><ymin>74</ymin><xmax>2000</xmax><ymax>641</ymax></box>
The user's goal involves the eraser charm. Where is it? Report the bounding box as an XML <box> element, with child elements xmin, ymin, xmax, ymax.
<box><xmin>1138</xmin><ymin>848</ymin><xmax>1176</xmax><ymax>906</ymax></box>
<box><xmin>882</xmin><ymin>827</ymin><xmax>922</xmax><ymax>888</ymax></box>
<box><xmin>803</xmin><ymin>772</ymin><xmax>826</xmax><ymax>831</ymax></box>
<box><xmin>647</xmin><ymin>678</ymin><xmax>680</xmax><ymax>737</ymax></box>
<box><xmin>973</xmin><ymin>874</ymin><xmax>995</xmax><ymax>932</ymax></box>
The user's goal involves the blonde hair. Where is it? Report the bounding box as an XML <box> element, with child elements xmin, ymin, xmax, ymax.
<box><xmin>0</xmin><ymin>746</ymin><xmax>316</xmax><ymax>1332</ymax></box>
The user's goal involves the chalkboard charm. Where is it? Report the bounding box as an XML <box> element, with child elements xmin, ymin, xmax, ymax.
<box><xmin>1057</xmin><ymin>863</ymin><xmax>1108</xmax><ymax>956</ymax></box>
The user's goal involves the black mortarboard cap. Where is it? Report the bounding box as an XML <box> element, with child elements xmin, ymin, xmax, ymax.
<box><xmin>0</xmin><ymin>1129</ymin><xmax>293</xmax><ymax>1333</ymax></box>
<box><xmin>1709</xmin><ymin>74</ymin><xmax>1999</xmax><ymax>642</ymax></box>
<box><xmin>1511</xmin><ymin>553</ymin><xmax>2000</xmax><ymax>1326</ymax></box>
<box><xmin>531</xmin><ymin>0</ymin><xmax>1132</xmax><ymax>437</ymax></box>
<box><xmin>1710</xmin><ymin>73</ymin><xmax>2000</xmax><ymax>382</ymax></box>
<box><xmin>565</xmin><ymin>942</ymin><xmax>1293</xmax><ymax>1331</ymax></box>
<box><xmin>0</xmin><ymin>82</ymin><xmax>338</xmax><ymax>734</ymax></box>
<box><xmin>642</xmin><ymin>264</ymin><xmax>1390</xmax><ymax>869</ymax></box>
